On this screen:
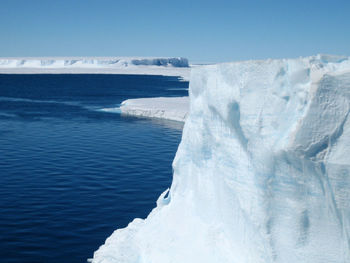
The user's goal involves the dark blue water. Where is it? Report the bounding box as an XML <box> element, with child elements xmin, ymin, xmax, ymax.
<box><xmin>0</xmin><ymin>74</ymin><xmax>188</xmax><ymax>263</ymax></box>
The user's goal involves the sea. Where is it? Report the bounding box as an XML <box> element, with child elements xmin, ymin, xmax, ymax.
<box><xmin>0</xmin><ymin>74</ymin><xmax>188</xmax><ymax>263</ymax></box>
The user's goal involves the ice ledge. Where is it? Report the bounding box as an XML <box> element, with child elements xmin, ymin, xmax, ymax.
<box><xmin>114</xmin><ymin>97</ymin><xmax>189</xmax><ymax>122</ymax></box>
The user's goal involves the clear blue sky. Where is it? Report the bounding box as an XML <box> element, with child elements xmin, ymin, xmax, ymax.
<box><xmin>1</xmin><ymin>0</ymin><xmax>349</xmax><ymax>63</ymax></box>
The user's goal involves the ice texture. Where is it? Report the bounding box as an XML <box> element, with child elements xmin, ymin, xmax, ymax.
<box><xmin>92</xmin><ymin>55</ymin><xmax>350</xmax><ymax>263</ymax></box>
<box><xmin>0</xmin><ymin>57</ymin><xmax>190</xmax><ymax>80</ymax></box>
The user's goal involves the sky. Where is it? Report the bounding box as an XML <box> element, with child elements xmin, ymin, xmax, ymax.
<box><xmin>0</xmin><ymin>0</ymin><xmax>349</xmax><ymax>63</ymax></box>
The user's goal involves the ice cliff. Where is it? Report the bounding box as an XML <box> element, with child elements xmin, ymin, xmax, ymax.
<box><xmin>92</xmin><ymin>55</ymin><xmax>350</xmax><ymax>263</ymax></box>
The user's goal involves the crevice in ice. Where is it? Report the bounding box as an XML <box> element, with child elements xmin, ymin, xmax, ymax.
<box><xmin>156</xmin><ymin>188</ymin><xmax>171</xmax><ymax>207</ymax></box>
<box><xmin>208</xmin><ymin>101</ymin><xmax>248</xmax><ymax>150</ymax></box>
<box><xmin>297</xmin><ymin>210</ymin><xmax>310</xmax><ymax>245</ymax></box>
<box><xmin>303</xmin><ymin>108</ymin><xmax>349</xmax><ymax>160</ymax></box>
<box><xmin>228</xmin><ymin>102</ymin><xmax>248</xmax><ymax>149</ymax></box>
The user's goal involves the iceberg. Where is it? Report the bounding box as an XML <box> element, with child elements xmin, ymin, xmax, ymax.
<box><xmin>0</xmin><ymin>57</ymin><xmax>190</xmax><ymax>80</ymax></box>
<box><xmin>92</xmin><ymin>55</ymin><xmax>350</xmax><ymax>263</ymax></box>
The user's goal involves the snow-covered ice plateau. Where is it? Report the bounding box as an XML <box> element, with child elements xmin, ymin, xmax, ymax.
<box><xmin>92</xmin><ymin>54</ymin><xmax>350</xmax><ymax>263</ymax></box>
<box><xmin>0</xmin><ymin>57</ymin><xmax>190</xmax><ymax>80</ymax></box>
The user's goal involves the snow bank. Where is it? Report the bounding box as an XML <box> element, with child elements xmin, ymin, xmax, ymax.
<box><xmin>92</xmin><ymin>54</ymin><xmax>350</xmax><ymax>263</ymax></box>
<box><xmin>115</xmin><ymin>97</ymin><xmax>189</xmax><ymax>122</ymax></box>
<box><xmin>0</xmin><ymin>57</ymin><xmax>190</xmax><ymax>80</ymax></box>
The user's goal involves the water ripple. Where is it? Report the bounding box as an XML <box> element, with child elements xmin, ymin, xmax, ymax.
<box><xmin>0</xmin><ymin>74</ymin><xmax>188</xmax><ymax>263</ymax></box>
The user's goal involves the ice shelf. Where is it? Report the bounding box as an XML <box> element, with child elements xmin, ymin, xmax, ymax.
<box><xmin>0</xmin><ymin>57</ymin><xmax>190</xmax><ymax>80</ymax></box>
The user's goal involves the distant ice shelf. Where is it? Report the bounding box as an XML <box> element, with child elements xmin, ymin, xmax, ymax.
<box><xmin>0</xmin><ymin>57</ymin><xmax>190</xmax><ymax>80</ymax></box>
<box><xmin>102</xmin><ymin>97</ymin><xmax>189</xmax><ymax>122</ymax></box>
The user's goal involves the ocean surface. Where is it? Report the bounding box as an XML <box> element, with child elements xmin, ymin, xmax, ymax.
<box><xmin>0</xmin><ymin>74</ymin><xmax>188</xmax><ymax>263</ymax></box>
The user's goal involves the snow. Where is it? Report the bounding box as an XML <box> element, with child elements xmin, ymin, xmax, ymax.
<box><xmin>91</xmin><ymin>54</ymin><xmax>350</xmax><ymax>263</ymax></box>
<box><xmin>105</xmin><ymin>97</ymin><xmax>189</xmax><ymax>122</ymax></box>
<box><xmin>0</xmin><ymin>57</ymin><xmax>190</xmax><ymax>80</ymax></box>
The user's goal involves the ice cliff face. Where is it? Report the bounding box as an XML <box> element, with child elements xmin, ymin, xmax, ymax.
<box><xmin>92</xmin><ymin>55</ymin><xmax>350</xmax><ymax>263</ymax></box>
<box><xmin>0</xmin><ymin>57</ymin><xmax>189</xmax><ymax>68</ymax></box>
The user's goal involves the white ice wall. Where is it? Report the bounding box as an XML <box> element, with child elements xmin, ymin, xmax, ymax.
<box><xmin>92</xmin><ymin>55</ymin><xmax>350</xmax><ymax>263</ymax></box>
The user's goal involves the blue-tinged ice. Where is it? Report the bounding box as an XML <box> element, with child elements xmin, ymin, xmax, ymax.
<box><xmin>92</xmin><ymin>55</ymin><xmax>350</xmax><ymax>263</ymax></box>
